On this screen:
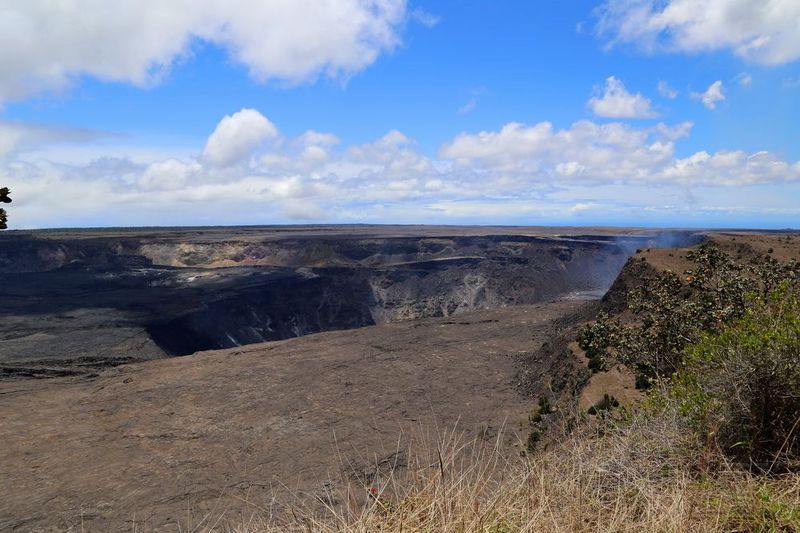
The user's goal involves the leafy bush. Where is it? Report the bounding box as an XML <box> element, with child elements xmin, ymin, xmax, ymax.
<box><xmin>526</xmin><ymin>430</ymin><xmax>541</xmax><ymax>452</ymax></box>
<box><xmin>634</xmin><ymin>373</ymin><xmax>650</xmax><ymax>390</ymax></box>
<box><xmin>0</xmin><ymin>187</ymin><xmax>10</xmax><ymax>230</ymax></box>
<box><xmin>586</xmin><ymin>355</ymin><xmax>604</xmax><ymax>373</ymax></box>
<box><xmin>587</xmin><ymin>394</ymin><xmax>619</xmax><ymax>415</ymax></box>
<box><xmin>537</xmin><ymin>395</ymin><xmax>552</xmax><ymax>415</ymax></box>
<box><xmin>577</xmin><ymin>312</ymin><xmax>615</xmax><ymax>373</ymax></box>
<box><xmin>674</xmin><ymin>285</ymin><xmax>800</xmax><ymax>468</ymax></box>
<box><xmin>577</xmin><ymin>242</ymin><xmax>799</xmax><ymax>467</ymax></box>
<box><xmin>528</xmin><ymin>396</ymin><xmax>554</xmax><ymax>427</ymax></box>
<box><xmin>578</xmin><ymin>243</ymin><xmax>798</xmax><ymax>382</ymax></box>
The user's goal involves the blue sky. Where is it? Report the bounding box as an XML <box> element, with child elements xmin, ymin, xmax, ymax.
<box><xmin>1</xmin><ymin>0</ymin><xmax>799</xmax><ymax>229</ymax></box>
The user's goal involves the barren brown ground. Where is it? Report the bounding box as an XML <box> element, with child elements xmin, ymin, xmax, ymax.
<box><xmin>0</xmin><ymin>299</ymin><xmax>591</xmax><ymax>532</ymax></box>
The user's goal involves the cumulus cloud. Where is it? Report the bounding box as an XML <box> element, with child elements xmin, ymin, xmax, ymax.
<box><xmin>588</xmin><ymin>77</ymin><xmax>657</xmax><ymax>118</ymax></box>
<box><xmin>3</xmin><ymin>111</ymin><xmax>800</xmax><ymax>228</ymax></box>
<box><xmin>440</xmin><ymin>119</ymin><xmax>799</xmax><ymax>188</ymax></box>
<box><xmin>664</xmin><ymin>150</ymin><xmax>799</xmax><ymax>186</ymax></box>
<box><xmin>692</xmin><ymin>80</ymin><xmax>726</xmax><ymax>109</ymax></box>
<box><xmin>202</xmin><ymin>109</ymin><xmax>278</xmax><ymax>167</ymax></box>
<box><xmin>595</xmin><ymin>0</ymin><xmax>800</xmax><ymax>65</ymax></box>
<box><xmin>0</xmin><ymin>0</ymin><xmax>409</xmax><ymax>103</ymax></box>
<box><xmin>657</xmin><ymin>80</ymin><xmax>679</xmax><ymax>99</ymax></box>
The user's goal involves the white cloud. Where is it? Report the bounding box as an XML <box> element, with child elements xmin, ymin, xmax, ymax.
<box><xmin>410</xmin><ymin>8</ymin><xmax>440</xmax><ymax>28</ymax></box>
<box><xmin>440</xmin><ymin>119</ymin><xmax>797</xmax><ymax>187</ymax></box>
<box><xmin>692</xmin><ymin>80</ymin><xmax>726</xmax><ymax>109</ymax></box>
<box><xmin>735</xmin><ymin>72</ymin><xmax>753</xmax><ymax>86</ymax></box>
<box><xmin>202</xmin><ymin>109</ymin><xmax>278</xmax><ymax>167</ymax></box>
<box><xmin>663</xmin><ymin>150</ymin><xmax>798</xmax><ymax>186</ymax></box>
<box><xmin>588</xmin><ymin>76</ymin><xmax>657</xmax><ymax>118</ymax></box>
<box><xmin>0</xmin><ymin>0</ymin><xmax>409</xmax><ymax>103</ymax></box>
<box><xmin>298</xmin><ymin>130</ymin><xmax>341</xmax><ymax>148</ymax></box>
<box><xmin>652</xmin><ymin>121</ymin><xmax>694</xmax><ymax>141</ymax></box>
<box><xmin>657</xmin><ymin>80</ymin><xmax>678</xmax><ymax>99</ymax></box>
<box><xmin>3</xmin><ymin>112</ymin><xmax>799</xmax><ymax>228</ymax></box>
<box><xmin>596</xmin><ymin>0</ymin><xmax>800</xmax><ymax>65</ymax></box>
<box><xmin>138</xmin><ymin>159</ymin><xmax>202</xmax><ymax>190</ymax></box>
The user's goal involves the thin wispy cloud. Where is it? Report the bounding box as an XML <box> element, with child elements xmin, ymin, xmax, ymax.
<box><xmin>457</xmin><ymin>88</ymin><xmax>486</xmax><ymax>114</ymax></box>
<box><xmin>0</xmin><ymin>121</ymin><xmax>113</xmax><ymax>160</ymax></box>
<box><xmin>410</xmin><ymin>8</ymin><xmax>440</xmax><ymax>28</ymax></box>
<box><xmin>735</xmin><ymin>73</ymin><xmax>753</xmax><ymax>87</ymax></box>
<box><xmin>657</xmin><ymin>80</ymin><xmax>678</xmax><ymax>99</ymax></box>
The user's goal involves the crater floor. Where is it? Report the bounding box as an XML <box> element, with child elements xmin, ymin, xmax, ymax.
<box><xmin>0</xmin><ymin>299</ymin><xmax>593</xmax><ymax>531</ymax></box>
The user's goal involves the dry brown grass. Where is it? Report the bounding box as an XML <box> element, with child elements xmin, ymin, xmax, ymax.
<box><xmin>185</xmin><ymin>410</ymin><xmax>800</xmax><ymax>533</ymax></box>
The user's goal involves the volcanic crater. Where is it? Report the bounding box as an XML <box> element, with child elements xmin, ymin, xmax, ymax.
<box><xmin>0</xmin><ymin>225</ymin><xmax>711</xmax><ymax>531</ymax></box>
<box><xmin>0</xmin><ymin>225</ymin><xmax>701</xmax><ymax>377</ymax></box>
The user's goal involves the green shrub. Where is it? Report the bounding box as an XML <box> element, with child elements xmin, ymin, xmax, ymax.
<box><xmin>528</xmin><ymin>396</ymin><xmax>554</xmax><ymax>427</ymax></box>
<box><xmin>537</xmin><ymin>395</ymin><xmax>552</xmax><ymax>415</ymax></box>
<box><xmin>0</xmin><ymin>187</ymin><xmax>10</xmax><ymax>230</ymax></box>
<box><xmin>526</xmin><ymin>430</ymin><xmax>541</xmax><ymax>452</ymax></box>
<box><xmin>577</xmin><ymin>242</ymin><xmax>799</xmax><ymax>467</ymax></box>
<box><xmin>577</xmin><ymin>313</ymin><xmax>615</xmax><ymax>372</ymax></box>
<box><xmin>674</xmin><ymin>285</ymin><xmax>800</xmax><ymax>468</ymax></box>
<box><xmin>634</xmin><ymin>372</ymin><xmax>651</xmax><ymax>390</ymax></box>
<box><xmin>579</xmin><ymin>243</ymin><xmax>798</xmax><ymax>382</ymax></box>
<box><xmin>726</xmin><ymin>484</ymin><xmax>800</xmax><ymax>531</ymax></box>
<box><xmin>587</xmin><ymin>394</ymin><xmax>619</xmax><ymax>415</ymax></box>
<box><xmin>587</xmin><ymin>354</ymin><xmax>605</xmax><ymax>374</ymax></box>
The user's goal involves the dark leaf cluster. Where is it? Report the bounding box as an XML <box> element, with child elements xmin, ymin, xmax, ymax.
<box><xmin>0</xmin><ymin>187</ymin><xmax>11</xmax><ymax>230</ymax></box>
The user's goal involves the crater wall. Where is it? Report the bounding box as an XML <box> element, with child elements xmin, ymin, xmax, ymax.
<box><xmin>0</xmin><ymin>227</ymin><xmax>703</xmax><ymax>376</ymax></box>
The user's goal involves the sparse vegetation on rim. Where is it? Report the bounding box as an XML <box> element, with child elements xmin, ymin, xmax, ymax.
<box><xmin>578</xmin><ymin>241</ymin><xmax>800</xmax><ymax>467</ymax></box>
<box><xmin>672</xmin><ymin>285</ymin><xmax>800</xmax><ymax>469</ymax></box>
